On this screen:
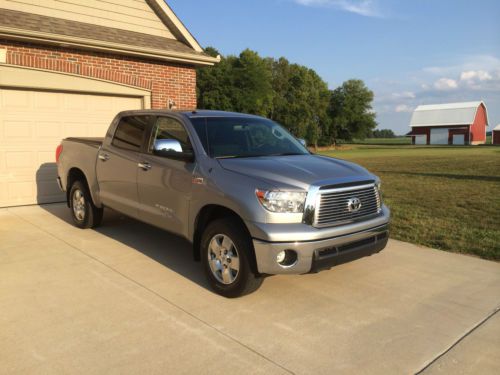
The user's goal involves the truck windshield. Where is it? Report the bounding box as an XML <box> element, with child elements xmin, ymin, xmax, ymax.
<box><xmin>191</xmin><ymin>117</ymin><xmax>309</xmax><ymax>158</ymax></box>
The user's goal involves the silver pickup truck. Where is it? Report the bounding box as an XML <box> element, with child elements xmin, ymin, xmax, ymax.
<box><xmin>56</xmin><ymin>110</ymin><xmax>390</xmax><ymax>297</ymax></box>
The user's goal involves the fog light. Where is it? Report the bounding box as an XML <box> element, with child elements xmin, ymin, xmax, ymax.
<box><xmin>276</xmin><ymin>251</ymin><xmax>286</xmax><ymax>263</ymax></box>
<box><xmin>277</xmin><ymin>249</ymin><xmax>298</xmax><ymax>268</ymax></box>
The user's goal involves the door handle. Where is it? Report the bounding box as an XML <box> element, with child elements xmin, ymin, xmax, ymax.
<box><xmin>98</xmin><ymin>153</ymin><xmax>110</xmax><ymax>161</ymax></box>
<box><xmin>138</xmin><ymin>162</ymin><xmax>152</xmax><ymax>171</ymax></box>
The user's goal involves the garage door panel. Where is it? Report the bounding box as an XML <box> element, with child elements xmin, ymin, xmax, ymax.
<box><xmin>0</xmin><ymin>88</ymin><xmax>143</xmax><ymax>207</ymax></box>
<box><xmin>430</xmin><ymin>128</ymin><xmax>449</xmax><ymax>145</ymax></box>
<box><xmin>35</xmin><ymin>122</ymin><xmax>62</xmax><ymax>138</ymax></box>
<box><xmin>4</xmin><ymin>120</ymin><xmax>33</xmax><ymax>138</ymax></box>
<box><xmin>35</xmin><ymin>92</ymin><xmax>61</xmax><ymax>110</ymax></box>
<box><xmin>2</xmin><ymin>89</ymin><xmax>31</xmax><ymax>109</ymax></box>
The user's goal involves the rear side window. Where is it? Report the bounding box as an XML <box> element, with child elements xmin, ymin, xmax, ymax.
<box><xmin>112</xmin><ymin>116</ymin><xmax>151</xmax><ymax>151</ymax></box>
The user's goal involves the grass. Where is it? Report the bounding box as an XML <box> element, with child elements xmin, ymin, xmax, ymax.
<box><xmin>351</xmin><ymin>137</ymin><xmax>411</xmax><ymax>145</ymax></box>
<box><xmin>320</xmin><ymin>145</ymin><xmax>500</xmax><ymax>261</ymax></box>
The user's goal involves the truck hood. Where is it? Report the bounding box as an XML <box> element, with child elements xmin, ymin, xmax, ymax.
<box><xmin>217</xmin><ymin>154</ymin><xmax>374</xmax><ymax>190</ymax></box>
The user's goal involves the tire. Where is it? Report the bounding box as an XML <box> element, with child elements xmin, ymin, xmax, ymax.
<box><xmin>69</xmin><ymin>180</ymin><xmax>103</xmax><ymax>229</ymax></box>
<box><xmin>201</xmin><ymin>218</ymin><xmax>262</xmax><ymax>298</ymax></box>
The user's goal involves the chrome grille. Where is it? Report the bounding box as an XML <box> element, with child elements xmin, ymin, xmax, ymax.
<box><xmin>315</xmin><ymin>184</ymin><xmax>381</xmax><ymax>227</ymax></box>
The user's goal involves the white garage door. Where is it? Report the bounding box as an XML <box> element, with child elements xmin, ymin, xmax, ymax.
<box><xmin>0</xmin><ymin>89</ymin><xmax>143</xmax><ymax>207</ymax></box>
<box><xmin>414</xmin><ymin>135</ymin><xmax>426</xmax><ymax>145</ymax></box>
<box><xmin>452</xmin><ymin>134</ymin><xmax>465</xmax><ymax>145</ymax></box>
<box><xmin>430</xmin><ymin>128</ymin><xmax>449</xmax><ymax>145</ymax></box>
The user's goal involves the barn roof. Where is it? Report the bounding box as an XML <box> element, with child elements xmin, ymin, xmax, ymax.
<box><xmin>494</xmin><ymin>124</ymin><xmax>500</xmax><ymax>131</ymax></box>
<box><xmin>410</xmin><ymin>101</ymin><xmax>488</xmax><ymax>127</ymax></box>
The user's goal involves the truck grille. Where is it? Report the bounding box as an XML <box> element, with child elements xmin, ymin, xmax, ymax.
<box><xmin>315</xmin><ymin>184</ymin><xmax>381</xmax><ymax>227</ymax></box>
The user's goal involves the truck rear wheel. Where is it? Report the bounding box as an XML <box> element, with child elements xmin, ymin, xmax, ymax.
<box><xmin>69</xmin><ymin>180</ymin><xmax>103</xmax><ymax>229</ymax></box>
<box><xmin>201</xmin><ymin>218</ymin><xmax>262</xmax><ymax>297</ymax></box>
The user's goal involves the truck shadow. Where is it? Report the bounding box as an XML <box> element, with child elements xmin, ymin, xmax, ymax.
<box><xmin>40</xmin><ymin>204</ymin><xmax>211</xmax><ymax>291</ymax></box>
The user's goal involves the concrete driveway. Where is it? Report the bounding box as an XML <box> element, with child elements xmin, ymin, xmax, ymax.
<box><xmin>1</xmin><ymin>204</ymin><xmax>499</xmax><ymax>374</ymax></box>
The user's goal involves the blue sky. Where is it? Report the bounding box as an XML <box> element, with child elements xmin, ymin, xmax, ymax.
<box><xmin>168</xmin><ymin>0</ymin><xmax>500</xmax><ymax>135</ymax></box>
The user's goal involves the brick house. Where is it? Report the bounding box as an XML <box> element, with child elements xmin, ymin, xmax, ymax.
<box><xmin>0</xmin><ymin>0</ymin><xmax>218</xmax><ymax>207</ymax></box>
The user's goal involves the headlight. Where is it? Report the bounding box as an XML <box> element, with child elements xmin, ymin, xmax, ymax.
<box><xmin>255</xmin><ymin>189</ymin><xmax>307</xmax><ymax>213</ymax></box>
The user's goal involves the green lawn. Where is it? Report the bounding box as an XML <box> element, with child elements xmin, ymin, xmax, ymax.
<box><xmin>320</xmin><ymin>145</ymin><xmax>500</xmax><ymax>260</ymax></box>
<box><xmin>351</xmin><ymin>137</ymin><xmax>411</xmax><ymax>145</ymax></box>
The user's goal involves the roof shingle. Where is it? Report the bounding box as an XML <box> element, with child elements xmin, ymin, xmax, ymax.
<box><xmin>0</xmin><ymin>8</ymin><xmax>208</xmax><ymax>58</ymax></box>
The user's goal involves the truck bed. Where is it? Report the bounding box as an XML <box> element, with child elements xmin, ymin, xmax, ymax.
<box><xmin>65</xmin><ymin>137</ymin><xmax>104</xmax><ymax>148</ymax></box>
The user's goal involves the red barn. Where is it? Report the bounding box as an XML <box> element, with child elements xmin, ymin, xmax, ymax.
<box><xmin>493</xmin><ymin>125</ymin><xmax>500</xmax><ymax>145</ymax></box>
<box><xmin>408</xmin><ymin>101</ymin><xmax>488</xmax><ymax>145</ymax></box>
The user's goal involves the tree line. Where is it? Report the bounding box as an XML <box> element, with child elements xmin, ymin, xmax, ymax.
<box><xmin>196</xmin><ymin>48</ymin><xmax>383</xmax><ymax>147</ymax></box>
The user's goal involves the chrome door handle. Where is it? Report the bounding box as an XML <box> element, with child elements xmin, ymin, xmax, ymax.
<box><xmin>98</xmin><ymin>153</ymin><xmax>110</xmax><ymax>161</ymax></box>
<box><xmin>138</xmin><ymin>162</ymin><xmax>152</xmax><ymax>171</ymax></box>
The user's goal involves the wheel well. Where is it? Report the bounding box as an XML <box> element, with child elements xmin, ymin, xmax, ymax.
<box><xmin>66</xmin><ymin>168</ymin><xmax>88</xmax><ymax>207</ymax></box>
<box><xmin>193</xmin><ymin>205</ymin><xmax>258</xmax><ymax>275</ymax></box>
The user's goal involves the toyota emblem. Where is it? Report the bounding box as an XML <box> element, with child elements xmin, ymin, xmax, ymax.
<box><xmin>347</xmin><ymin>197</ymin><xmax>362</xmax><ymax>212</ymax></box>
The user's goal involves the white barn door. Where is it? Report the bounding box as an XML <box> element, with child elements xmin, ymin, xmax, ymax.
<box><xmin>452</xmin><ymin>134</ymin><xmax>465</xmax><ymax>145</ymax></box>
<box><xmin>430</xmin><ymin>128</ymin><xmax>449</xmax><ymax>145</ymax></box>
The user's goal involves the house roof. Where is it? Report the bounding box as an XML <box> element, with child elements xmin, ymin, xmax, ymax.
<box><xmin>494</xmin><ymin>124</ymin><xmax>500</xmax><ymax>131</ymax></box>
<box><xmin>0</xmin><ymin>4</ymin><xmax>219</xmax><ymax>66</ymax></box>
<box><xmin>410</xmin><ymin>101</ymin><xmax>488</xmax><ymax>128</ymax></box>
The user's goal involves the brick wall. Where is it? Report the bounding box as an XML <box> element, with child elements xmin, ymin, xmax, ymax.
<box><xmin>0</xmin><ymin>40</ymin><xmax>197</xmax><ymax>109</ymax></box>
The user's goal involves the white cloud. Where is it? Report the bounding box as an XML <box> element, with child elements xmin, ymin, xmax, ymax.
<box><xmin>433</xmin><ymin>78</ymin><xmax>458</xmax><ymax>91</ymax></box>
<box><xmin>395</xmin><ymin>104</ymin><xmax>413</xmax><ymax>113</ymax></box>
<box><xmin>460</xmin><ymin>70</ymin><xmax>492</xmax><ymax>82</ymax></box>
<box><xmin>293</xmin><ymin>0</ymin><xmax>382</xmax><ymax>17</ymax></box>
<box><xmin>392</xmin><ymin>91</ymin><xmax>416</xmax><ymax>99</ymax></box>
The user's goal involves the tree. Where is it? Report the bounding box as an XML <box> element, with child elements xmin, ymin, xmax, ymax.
<box><xmin>371</xmin><ymin>129</ymin><xmax>396</xmax><ymax>138</ymax></box>
<box><xmin>268</xmin><ymin>58</ymin><xmax>330</xmax><ymax>147</ymax></box>
<box><xmin>328</xmin><ymin>79</ymin><xmax>377</xmax><ymax>141</ymax></box>
<box><xmin>231</xmin><ymin>49</ymin><xmax>274</xmax><ymax>116</ymax></box>
<box><xmin>197</xmin><ymin>48</ymin><xmax>273</xmax><ymax>116</ymax></box>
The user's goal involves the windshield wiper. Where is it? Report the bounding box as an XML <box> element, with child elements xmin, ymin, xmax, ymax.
<box><xmin>268</xmin><ymin>152</ymin><xmax>306</xmax><ymax>156</ymax></box>
<box><xmin>215</xmin><ymin>154</ymin><xmax>268</xmax><ymax>159</ymax></box>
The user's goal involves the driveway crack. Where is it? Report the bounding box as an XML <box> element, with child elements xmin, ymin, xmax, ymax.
<box><xmin>415</xmin><ymin>305</ymin><xmax>500</xmax><ymax>374</ymax></box>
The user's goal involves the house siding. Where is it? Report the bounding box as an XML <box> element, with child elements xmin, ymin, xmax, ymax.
<box><xmin>0</xmin><ymin>40</ymin><xmax>197</xmax><ymax>109</ymax></box>
<box><xmin>0</xmin><ymin>0</ymin><xmax>174</xmax><ymax>38</ymax></box>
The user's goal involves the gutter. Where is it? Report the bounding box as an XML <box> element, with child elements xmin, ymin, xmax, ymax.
<box><xmin>0</xmin><ymin>26</ymin><xmax>220</xmax><ymax>67</ymax></box>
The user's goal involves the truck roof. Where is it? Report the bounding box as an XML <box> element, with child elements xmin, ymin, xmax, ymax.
<box><xmin>116</xmin><ymin>109</ymin><xmax>265</xmax><ymax>120</ymax></box>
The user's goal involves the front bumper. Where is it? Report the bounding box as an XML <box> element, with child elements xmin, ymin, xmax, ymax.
<box><xmin>252</xmin><ymin>207</ymin><xmax>390</xmax><ymax>274</ymax></box>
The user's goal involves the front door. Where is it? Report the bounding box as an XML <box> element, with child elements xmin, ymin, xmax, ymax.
<box><xmin>137</xmin><ymin>116</ymin><xmax>195</xmax><ymax>237</ymax></box>
<box><xmin>96</xmin><ymin>115</ymin><xmax>151</xmax><ymax>217</ymax></box>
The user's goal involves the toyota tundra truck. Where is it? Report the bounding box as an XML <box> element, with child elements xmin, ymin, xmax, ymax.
<box><xmin>56</xmin><ymin>110</ymin><xmax>390</xmax><ymax>297</ymax></box>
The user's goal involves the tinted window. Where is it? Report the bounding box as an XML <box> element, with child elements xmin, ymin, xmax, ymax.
<box><xmin>112</xmin><ymin>116</ymin><xmax>151</xmax><ymax>151</ymax></box>
<box><xmin>191</xmin><ymin>117</ymin><xmax>309</xmax><ymax>158</ymax></box>
<box><xmin>149</xmin><ymin>117</ymin><xmax>193</xmax><ymax>154</ymax></box>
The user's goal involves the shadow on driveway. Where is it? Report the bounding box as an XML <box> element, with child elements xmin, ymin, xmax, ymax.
<box><xmin>40</xmin><ymin>204</ymin><xmax>211</xmax><ymax>292</ymax></box>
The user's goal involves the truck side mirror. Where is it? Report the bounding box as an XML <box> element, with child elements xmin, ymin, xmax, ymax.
<box><xmin>153</xmin><ymin>139</ymin><xmax>194</xmax><ymax>163</ymax></box>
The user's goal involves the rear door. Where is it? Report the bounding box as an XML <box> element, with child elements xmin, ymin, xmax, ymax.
<box><xmin>96</xmin><ymin>115</ymin><xmax>152</xmax><ymax>217</ymax></box>
<box><xmin>137</xmin><ymin>115</ymin><xmax>196</xmax><ymax>236</ymax></box>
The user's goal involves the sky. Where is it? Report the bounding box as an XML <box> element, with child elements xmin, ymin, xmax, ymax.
<box><xmin>168</xmin><ymin>0</ymin><xmax>500</xmax><ymax>135</ymax></box>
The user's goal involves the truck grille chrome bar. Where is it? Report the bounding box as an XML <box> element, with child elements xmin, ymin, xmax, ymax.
<box><xmin>314</xmin><ymin>183</ymin><xmax>381</xmax><ymax>227</ymax></box>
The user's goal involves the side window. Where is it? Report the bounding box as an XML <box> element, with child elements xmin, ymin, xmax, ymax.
<box><xmin>112</xmin><ymin>116</ymin><xmax>151</xmax><ymax>152</ymax></box>
<box><xmin>149</xmin><ymin>117</ymin><xmax>193</xmax><ymax>154</ymax></box>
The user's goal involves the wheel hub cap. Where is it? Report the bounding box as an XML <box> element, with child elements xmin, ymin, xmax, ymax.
<box><xmin>208</xmin><ymin>234</ymin><xmax>240</xmax><ymax>285</ymax></box>
<box><xmin>72</xmin><ymin>189</ymin><xmax>86</xmax><ymax>221</ymax></box>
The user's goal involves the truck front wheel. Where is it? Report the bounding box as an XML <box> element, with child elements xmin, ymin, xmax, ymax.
<box><xmin>69</xmin><ymin>180</ymin><xmax>103</xmax><ymax>229</ymax></box>
<box><xmin>201</xmin><ymin>218</ymin><xmax>262</xmax><ymax>297</ymax></box>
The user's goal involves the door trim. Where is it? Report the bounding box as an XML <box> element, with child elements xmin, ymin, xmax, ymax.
<box><xmin>0</xmin><ymin>64</ymin><xmax>151</xmax><ymax>108</ymax></box>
